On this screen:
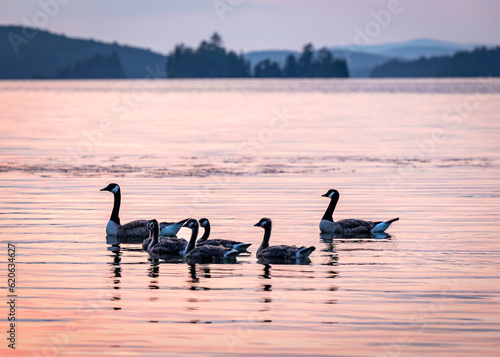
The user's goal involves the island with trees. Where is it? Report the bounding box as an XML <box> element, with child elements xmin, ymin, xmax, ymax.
<box><xmin>166</xmin><ymin>33</ymin><xmax>349</xmax><ymax>78</ymax></box>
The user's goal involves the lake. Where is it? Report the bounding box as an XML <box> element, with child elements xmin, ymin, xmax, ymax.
<box><xmin>1</xmin><ymin>78</ymin><xmax>500</xmax><ymax>356</ymax></box>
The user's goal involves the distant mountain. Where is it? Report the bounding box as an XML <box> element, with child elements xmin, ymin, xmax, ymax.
<box><xmin>330</xmin><ymin>50</ymin><xmax>391</xmax><ymax>78</ymax></box>
<box><xmin>333</xmin><ymin>38</ymin><xmax>486</xmax><ymax>60</ymax></box>
<box><xmin>371</xmin><ymin>47</ymin><xmax>500</xmax><ymax>77</ymax></box>
<box><xmin>245</xmin><ymin>39</ymin><xmax>494</xmax><ymax>78</ymax></box>
<box><xmin>0</xmin><ymin>25</ymin><xmax>166</xmax><ymax>79</ymax></box>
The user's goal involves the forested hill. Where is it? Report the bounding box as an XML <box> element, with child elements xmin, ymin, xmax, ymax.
<box><xmin>370</xmin><ymin>47</ymin><xmax>500</xmax><ymax>77</ymax></box>
<box><xmin>0</xmin><ymin>26</ymin><xmax>166</xmax><ymax>79</ymax></box>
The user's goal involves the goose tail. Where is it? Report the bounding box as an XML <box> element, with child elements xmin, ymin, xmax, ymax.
<box><xmin>159</xmin><ymin>218</ymin><xmax>189</xmax><ymax>237</ymax></box>
<box><xmin>233</xmin><ymin>243</ymin><xmax>252</xmax><ymax>252</ymax></box>
<box><xmin>371</xmin><ymin>217</ymin><xmax>399</xmax><ymax>233</ymax></box>
<box><xmin>297</xmin><ymin>246</ymin><xmax>316</xmax><ymax>259</ymax></box>
<box><xmin>223</xmin><ymin>249</ymin><xmax>241</xmax><ymax>260</ymax></box>
<box><xmin>386</xmin><ymin>217</ymin><xmax>399</xmax><ymax>224</ymax></box>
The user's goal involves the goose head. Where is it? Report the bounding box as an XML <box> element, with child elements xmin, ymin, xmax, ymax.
<box><xmin>199</xmin><ymin>218</ymin><xmax>210</xmax><ymax>228</ymax></box>
<box><xmin>101</xmin><ymin>183</ymin><xmax>120</xmax><ymax>194</ymax></box>
<box><xmin>322</xmin><ymin>189</ymin><xmax>339</xmax><ymax>200</ymax></box>
<box><xmin>146</xmin><ymin>219</ymin><xmax>159</xmax><ymax>237</ymax></box>
<box><xmin>183</xmin><ymin>218</ymin><xmax>199</xmax><ymax>230</ymax></box>
<box><xmin>254</xmin><ymin>217</ymin><xmax>272</xmax><ymax>229</ymax></box>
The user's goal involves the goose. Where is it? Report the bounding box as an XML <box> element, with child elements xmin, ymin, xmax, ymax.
<box><xmin>254</xmin><ymin>218</ymin><xmax>316</xmax><ymax>261</ymax></box>
<box><xmin>196</xmin><ymin>218</ymin><xmax>252</xmax><ymax>252</ymax></box>
<box><xmin>183</xmin><ymin>219</ymin><xmax>241</xmax><ymax>263</ymax></box>
<box><xmin>319</xmin><ymin>189</ymin><xmax>399</xmax><ymax>236</ymax></box>
<box><xmin>145</xmin><ymin>219</ymin><xmax>189</xmax><ymax>256</ymax></box>
<box><xmin>143</xmin><ymin>219</ymin><xmax>193</xmax><ymax>257</ymax></box>
<box><xmin>142</xmin><ymin>219</ymin><xmax>189</xmax><ymax>251</ymax></box>
<box><xmin>100</xmin><ymin>183</ymin><xmax>187</xmax><ymax>243</ymax></box>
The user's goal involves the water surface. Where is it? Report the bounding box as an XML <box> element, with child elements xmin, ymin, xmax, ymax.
<box><xmin>1</xmin><ymin>79</ymin><xmax>500</xmax><ymax>356</ymax></box>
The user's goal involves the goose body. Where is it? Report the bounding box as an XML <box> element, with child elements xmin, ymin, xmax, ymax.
<box><xmin>319</xmin><ymin>189</ymin><xmax>399</xmax><ymax>236</ymax></box>
<box><xmin>196</xmin><ymin>218</ymin><xmax>252</xmax><ymax>252</ymax></box>
<box><xmin>186</xmin><ymin>245</ymin><xmax>240</xmax><ymax>263</ymax></box>
<box><xmin>101</xmin><ymin>183</ymin><xmax>186</xmax><ymax>243</ymax></box>
<box><xmin>254</xmin><ymin>218</ymin><xmax>315</xmax><ymax>262</ymax></box>
<box><xmin>142</xmin><ymin>236</ymin><xmax>188</xmax><ymax>253</ymax></box>
<box><xmin>184</xmin><ymin>219</ymin><xmax>241</xmax><ymax>263</ymax></box>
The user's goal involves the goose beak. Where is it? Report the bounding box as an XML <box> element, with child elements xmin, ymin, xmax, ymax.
<box><xmin>254</xmin><ymin>222</ymin><xmax>260</xmax><ymax>227</ymax></box>
<box><xmin>321</xmin><ymin>193</ymin><xmax>328</xmax><ymax>197</ymax></box>
<box><xmin>100</xmin><ymin>187</ymin><xmax>107</xmax><ymax>191</ymax></box>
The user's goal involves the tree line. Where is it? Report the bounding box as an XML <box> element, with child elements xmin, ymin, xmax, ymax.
<box><xmin>56</xmin><ymin>51</ymin><xmax>125</xmax><ymax>79</ymax></box>
<box><xmin>166</xmin><ymin>33</ymin><xmax>349</xmax><ymax>78</ymax></box>
<box><xmin>371</xmin><ymin>47</ymin><xmax>500</xmax><ymax>77</ymax></box>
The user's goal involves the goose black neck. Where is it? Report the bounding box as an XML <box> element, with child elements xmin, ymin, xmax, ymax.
<box><xmin>148</xmin><ymin>226</ymin><xmax>159</xmax><ymax>252</ymax></box>
<box><xmin>110</xmin><ymin>190</ymin><xmax>121</xmax><ymax>225</ymax></box>
<box><xmin>322</xmin><ymin>196</ymin><xmax>338</xmax><ymax>222</ymax></box>
<box><xmin>198</xmin><ymin>223</ymin><xmax>211</xmax><ymax>243</ymax></box>
<box><xmin>258</xmin><ymin>224</ymin><xmax>272</xmax><ymax>252</ymax></box>
<box><xmin>185</xmin><ymin>224</ymin><xmax>199</xmax><ymax>255</ymax></box>
<box><xmin>150</xmin><ymin>227</ymin><xmax>159</xmax><ymax>245</ymax></box>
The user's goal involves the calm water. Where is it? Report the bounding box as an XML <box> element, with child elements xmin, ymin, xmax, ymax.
<box><xmin>1</xmin><ymin>79</ymin><xmax>500</xmax><ymax>356</ymax></box>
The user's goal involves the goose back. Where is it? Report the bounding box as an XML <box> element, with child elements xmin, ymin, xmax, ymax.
<box><xmin>185</xmin><ymin>245</ymin><xmax>238</xmax><ymax>263</ymax></box>
<box><xmin>149</xmin><ymin>237</ymin><xmax>188</xmax><ymax>256</ymax></box>
<box><xmin>117</xmin><ymin>220</ymin><xmax>149</xmax><ymax>243</ymax></box>
<box><xmin>143</xmin><ymin>236</ymin><xmax>188</xmax><ymax>252</ymax></box>
<box><xmin>198</xmin><ymin>239</ymin><xmax>252</xmax><ymax>251</ymax></box>
<box><xmin>258</xmin><ymin>245</ymin><xmax>300</xmax><ymax>260</ymax></box>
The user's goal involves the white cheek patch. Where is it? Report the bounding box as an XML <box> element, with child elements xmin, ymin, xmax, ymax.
<box><xmin>111</xmin><ymin>186</ymin><xmax>119</xmax><ymax>194</ymax></box>
<box><xmin>328</xmin><ymin>192</ymin><xmax>334</xmax><ymax>199</ymax></box>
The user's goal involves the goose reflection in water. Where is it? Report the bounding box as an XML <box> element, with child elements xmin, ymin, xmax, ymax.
<box><xmin>147</xmin><ymin>259</ymin><xmax>160</xmax><ymax>302</ymax></box>
<box><xmin>320</xmin><ymin>231</ymin><xmax>391</xmax><ymax>242</ymax></box>
<box><xmin>188</xmin><ymin>264</ymin><xmax>212</xmax><ymax>280</ymax></box>
<box><xmin>106</xmin><ymin>248</ymin><xmax>123</xmax><ymax>311</ymax></box>
<box><xmin>187</xmin><ymin>264</ymin><xmax>214</xmax><ymax>292</ymax></box>
<box><xmin>186</xmin><ymin>265</ymin><xmax>213</xmax><ymax>316</ymax></box>
<box><xmin>257</xmin><ymin>265</ymin><xmax>273</xmax><ymax>320</ymax></box>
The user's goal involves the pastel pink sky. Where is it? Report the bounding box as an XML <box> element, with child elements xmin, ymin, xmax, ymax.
<box><xmin>1</xmin><ymin>0</ymin><xmax>499</xmax><ymax>53</ymax></box>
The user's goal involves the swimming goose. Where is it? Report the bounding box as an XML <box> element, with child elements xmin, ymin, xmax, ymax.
<box><xmin>254</xmin><ymin>218</ymin><xmax>316</xmax><ymax>261</ymax></box>
<box><xmin>101</xmin><ymin>183</ymin><xmax>186</xmax><ymax>243</ymax></box>
<box><xmin>145</xmin><ymin>219</ymin><xmax>189</xmax><ymax>256</ymax></box>
<box><xmin>196</xmin><ymin>218</ymin><xmax>252</xmax><ymax>252</ymax></box>
<box><xmin>319</xmin><ymin>189</ymin><xmax>399</xmax><ymax>236</ymax></box>
<box><xmin>146</xmin><ymin>219</ymin><xmax>189</xmax><ymax>256</ymax></box>
<box><xmin>184</xmin><ymin>219</ymin><xmax>241</xmax><ymax>263</ymax></box>
<box><xmin>142</xmin><ymin>218</ymin><xmax>189</xmax><ymax>251</ymax></box>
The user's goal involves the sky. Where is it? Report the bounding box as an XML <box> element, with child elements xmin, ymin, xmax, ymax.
<box><xmin>1</xmin><ymin>0</ymin><xmax>499</xmax><ymax>54</ymax></box>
